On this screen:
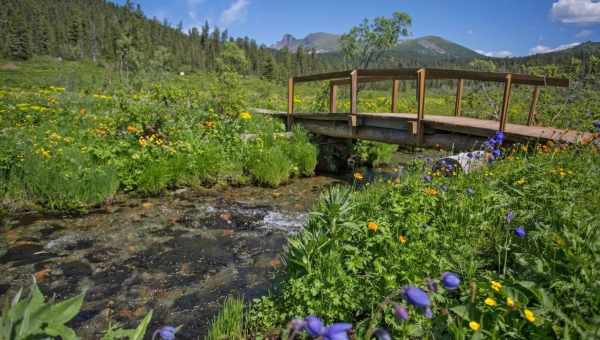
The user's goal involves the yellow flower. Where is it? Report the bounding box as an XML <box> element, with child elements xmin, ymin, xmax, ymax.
<box><xmin>353</xmin><ymin>172</ymin><xmax>364</xmax><ymax>181</ymax></box>
<box><xmin>424</xmin><ymin>187</ymin><xmax>438</xmax><ymax>197</ymax></box>
<box><xmin>491</xmin><ymin>280</ymin><xmax>502</xmax><ymax>292</ymax></box>
<box><xmin>506</xmin><ymin>297</ymin><xmax>515</xmax><ymax>308</ymax></box>
<box><xmin>127</xmin><ymin>125</ymin><xmax>139</xmax><ymax>134</ymax></box>
<box><xmin>524</xmin><ymin>309</ymin><xmax>535</xmax><ymax>322</ymax></box>
<box><xmin>484</xmin><ymin>297</ymin><xmax>497</xmax><ymax>307</ymax></box>
<box><xmin>138</xmin><ymin>137</ymin><xmax>147</xmax><ymax>147</ymax></box>
<box><xmin>367</xmin><ymin>222</ymin><xmax>378</xmax><ymax>232</ymax></box>
<box><xmin>516</xmin><ymin>178</ymin><xmax>526</xmax><ymax>186</ymax></box>
<box><xmin>204</xmin><ymin>121</ymin><xmax>215</xmax><ymax>129</ymax></box>
<box><xmin>240</xmin><ymin>111</ymin><xmax>252</xmax><ymax>120</ymax></box>
<box><xmin>469</xmin><ymin>321</ymin><xmax>480</xmax><ymax>331</ymax></box>
<box><xmin>399</xmin><ymin>235</ymin><xmax>407</xmax><ymax>244</ymax></box>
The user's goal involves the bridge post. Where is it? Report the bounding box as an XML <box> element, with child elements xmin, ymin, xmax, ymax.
<box><xmin>499</xmin><ymin>73</ymin><xmax>512</xmax><ymax>132</ymax></box>
<box><xmin>454</xmin><ymin>78</ymin><xmax>464</xmax><ymax>116</ymax></box>
<box><xmin>329</xmin><ymin>82</ymin><xmax>337</xmax><ymax>113</ymax></box>
<box><xmin>416</xmin><ymin>68</ymin><xmax>427</xmax><ymax>145</ymax></box>
<box><xmin>391</xmin><ymin>79</ymin><xmax>399</xmax><ymax>113</ymax></box>
<box><xmin>350</xmin><ymin>70</ymin><xmax>358</xmax><ymax>133</ymax></box>
<box><xmin>287</xmin><ymin>77</ymin><xmax>295</xmax><ymax>131</ymax></box>
<box><xmin>527</xmin><ymin>86</ymin><xmax>540</xmax><ymax>126</ymax></box>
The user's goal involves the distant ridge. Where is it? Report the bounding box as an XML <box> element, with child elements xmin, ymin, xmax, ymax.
<box><xmin>270</xmin><ymin>32</ymin><xmax>341</xmax><ymax>53</ymax></box>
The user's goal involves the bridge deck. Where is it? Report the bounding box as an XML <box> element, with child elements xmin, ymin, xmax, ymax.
<box><xmin>268</xmin><ymin>111</ymin><xmax>593</xmax><ymax>145</ymax></box>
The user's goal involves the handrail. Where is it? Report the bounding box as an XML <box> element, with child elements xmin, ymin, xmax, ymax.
<box><xmin>286</xmin><ymin>68</ymin><xmax>569</xmax><ymax>139</ymax></box>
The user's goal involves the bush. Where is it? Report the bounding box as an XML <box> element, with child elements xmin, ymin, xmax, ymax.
<box><xmin>247</xmin><ymin>146</ymin><xmax>292</xmax><ymax>187</ymax></box>
<box><xmin>16</xmin><ymin>147</ymin><xmax>118</xmax><ymax>210</ymax></box>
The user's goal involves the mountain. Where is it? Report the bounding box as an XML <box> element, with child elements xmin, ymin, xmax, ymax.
<box><xmin>391</xmin><ymin>36</ymin><xmax>481</xmax><ymax>60</ymax></box>
<box><xmin>271</xmin><ymin>32</ymin><xmax>341</xmax><ymax>53</ymax></box>
<box><xmin>272</xmin><ymin>33</ymin><xmax>482</xmax><ymax>65</ymax></box>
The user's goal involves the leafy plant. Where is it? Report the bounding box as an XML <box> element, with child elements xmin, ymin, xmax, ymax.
<box><xmin>206</xmin><ymin>296</ymin><xmax>245</xmax><ymax>340</ymax></box>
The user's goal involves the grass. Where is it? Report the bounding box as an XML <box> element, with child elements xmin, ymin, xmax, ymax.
<box><xmin>206</xmin><ymin>296</ymin><xmax>246</xmax><ymax>340</ymax></box>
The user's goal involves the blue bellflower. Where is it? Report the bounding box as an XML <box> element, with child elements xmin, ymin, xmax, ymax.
<box><xmin>514</xmin><ymin>226</ymin><xmax>526</xmax><ymax>238</ymax></box>
<box><xmin>403</xmin><ymin>286</ymin><xmax>431</xmax><ymax>309</ymax></box>
<box><xmin>441</xmin><ymin>272</ymin><xmax>461</xmax><ymax>290</ymax></box>
<box><xmin>394</xmin><ymin>304</ymin><xmax>409</xmax><ymax>321</ymax></box>
<box><xmin>154</xmin><ymin>326</ymin><xmax>176</xmax><ymax>340</ymax></box>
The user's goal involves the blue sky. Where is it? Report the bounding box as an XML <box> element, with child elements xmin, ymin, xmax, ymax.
<box><xmin>114</xmin><ymin>0</ymin><xmax>600</xmax><ymax>56</ymax></box>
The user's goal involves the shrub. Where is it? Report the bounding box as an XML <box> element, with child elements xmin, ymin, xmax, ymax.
<box><xmin>247</xmin><ymin>146</ymin><xmax>292</xmax><ymax>187</ymax></box>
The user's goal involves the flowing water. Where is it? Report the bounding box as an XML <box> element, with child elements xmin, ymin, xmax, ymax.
<box><xmin>0</xmin><ymin>148</ymin><xmax>446</xmax><ymax>339</ymax></box>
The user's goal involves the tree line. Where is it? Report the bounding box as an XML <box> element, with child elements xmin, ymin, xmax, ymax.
<box><xmin>0</xmin><ymin>0</ymin><xmax>324</xmax><ymax>80</ymax></box>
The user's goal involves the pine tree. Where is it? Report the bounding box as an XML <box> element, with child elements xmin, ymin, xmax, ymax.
<box><xmin>9</xmin><ymin>12</ymin><xmax>32</xmax><ymax>60</ymax></box>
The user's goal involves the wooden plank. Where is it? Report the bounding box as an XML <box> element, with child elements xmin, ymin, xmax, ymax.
<box><xmin>499</xmin><ymin>74</ymin><xmax>513</xmax><ymax>132</ymax></box>
<box><xmin>527</xmin><ymin>86</ymin><xmax>540</xmax><ymax>126</ymax></box>
<box><xmin>293</xmin><ymin>70</ymin><xmax>351</xmax><ymax>83</ymax></box>
<box><xmin>454</xmin><ymin>78</ymin><xmax>464</xmax><ymax>116</ymax></box>
<box><xmin>350</xmin><ymin>70</ymin><xmax>358</xmax><ymax>129</ymax></box>
<box><xmin>287</xmin><ymin>78</ymin><xmax>294</xmax><ymax>131</ymax></box>
<box><xmin>329</xmin><ymin>83</ymin><xmax>337</xmax><ymax>113</ymax></box>
<box><xmin>391</xmin><ymin>79</ymin><xmax>399</xmax><ymax>113</ymax></box>
<box><xmin>357</xmin><ymin>68</ymin><xmax>420</xmax><ymax>78</ymax></box>
<box><xmin>416</xmin><ymin>68</ymin><xmax>427</xmax><ymax>144</ymax></box>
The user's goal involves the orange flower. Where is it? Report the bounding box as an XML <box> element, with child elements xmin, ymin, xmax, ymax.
<box><xmin>353</xmin><ymin>172</ymin><xmax>364</xmax><ymax>181</ymax></box>
<box><xmin>127</xmin><ymin>125</ymin><xmax>139</xmax><ymax>134</ymax></box>
<box><xmin>368</xmin><ymin>222</ymin><xmax>378</xmax><ymax>232</ymax></box>
<box><xmin>424</xmin><ymin>187</ymin><xmax>438</xmax><ymax>196</ymax></box>
<box><xmin>399</xmin><ymin>235</ymin><xmax>407</xmax><ymax>244</ymax></box>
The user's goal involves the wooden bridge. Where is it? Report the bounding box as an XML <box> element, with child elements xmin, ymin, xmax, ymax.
<box><xmin>265</xmin><ymin>68</ymin><xmax>594</xmax><ymax>150</ymax></box>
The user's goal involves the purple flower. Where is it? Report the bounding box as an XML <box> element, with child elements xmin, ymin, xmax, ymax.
<box><xmin>373</xmin><ymin>328</ymin><xmax>392</xmax><ymax>340</ymax></box>
<box><xmin>514</xmin><ymin>226</ymin><xmax>526</xmax><ymax>238</ymax></box>
<box><xmin>494</xmin><ymin>131</ymin><xmax>505</xmax><ymax>145</ymax></box>
<box><xmin>492</xmin><ymin>149</ymin><xmax>502</xmax><ymax>159</ymax></box>
<box><xmin>441</xmin><ymin>272</ymin><xmax>461</xmax><ymax>290</ymax></box>
<box><xmin>394</xmin><ymin>304</ymin><xmax>409</xmax><ymax>321</ymax></box>
<box><xmin>593</xmin><ymin>120</ymin><xmax>600</xmax><ymax>130</ymax></box>
<box><xmin>154</xmin><ymin>326</ymin><xmax>176</xmax><ymax>340</ymax></box>
<box><xmin>305</xmin><ymin>316</ymin><xmax>325</xmax><ymax>337</ymax></box>
<box><xmin>426</xmin><ymin>278</ymin><xmax>438</xmax><ymax>293</ymax></box>
<box><xmin>506</xmin><ymin>210</ymin><xmax>514</xmax><ymax>224</ymax></box>
<box><xmin>403</xmin><ymin>286</ymin><xmax>431</xmax><ymax>309</ymax></box>
<box><xmin>467</xmin><ymin>152</ymin><xmax>474</xmax><ymax>159</ymax></box>
<box><xmin>323</xmin><ymin>323</ymin><xmax>352</xmax><ymax>340</ymax></box>
<box><xmin>466</xmin><ymin>188</ymin><xmax>475</xmax><ymax>195</ymax></box>
<box><xmin>423</xmin><ymin>175</ymin><xmax>433</xmax><ymax>182</ymax></box>
<box><xmin>424</xmin><ymin>307</ymin><xmax>433</xmax><ymax>319</ymax></box>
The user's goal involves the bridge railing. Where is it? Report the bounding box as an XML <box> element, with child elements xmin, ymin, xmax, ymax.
<box><xmin>286</xmin><ymin>68</ymin><xmax>569</xmax><ymax>143</ymax></box>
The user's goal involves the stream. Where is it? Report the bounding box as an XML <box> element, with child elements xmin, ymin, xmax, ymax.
<box><xmin>0</xmin><ymin>149</ymin><xmax>446</xmax><ymax>339</ymax></box>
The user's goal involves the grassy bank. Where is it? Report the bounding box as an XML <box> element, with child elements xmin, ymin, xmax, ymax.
<box><xmin>246</xmin><ymin>142</ymin><xmax>600</xmax><ymax>339</ymax></box>
<box><xmin>0</xmin><ymin>57</ymin><xmax>317</xmax><ymax>211</ymax></box>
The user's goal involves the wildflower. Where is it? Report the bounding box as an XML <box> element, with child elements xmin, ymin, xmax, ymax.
<box><xmin>139</xmin><ymin>137</ymin><xmax>148</xmax><ymax>146</ymax></box>
<box><xmin>426</xmin><ymin>278</ymin><xmax>438</xmax><ymax>293</ymax></box>
<box><xmin>594</xmin><ymin>120</ymin><xmax>600</xmax><ymax>130</ymax></box>
<box><xmin>204</xmin><ymin>121</ymin><xmax>215</xmax><ymax>129</ymax></box>
<box><xmin>423</xmin><ymin>175</ymin><xmax>432</xmax><ymax>182</ymax></box>
<box><xmin>484</xmin><ymin>297</ymin><xmax>497</xmax><ymax>307</ymax></box>
<box><xmin>153</xmin><ymin>326</ymin><xmax>177</xmax><ymax>340</ymax></box>
<box><xmin>127</xmin><ymin>125</ymin><xmax>139</xmax><ymax>133</ymax></box>
<box><xmin>506</xmin><ymin>210</ymin><xmax>514</xmax><ymax>224</ymax></box>
<box><xmin>424</xmin><ymin>307</ymin><xmax>433</xmax><ymax>319</ymax></box>
<box><xmin>80</xmin><ymin>108</ymin><xmax>86</xmax><ymax>115</ymax></box>
<box><xmin>424</xmin><ymin>187</ymin><xmax>438</xmax><ymax>197</ymax></box>
<box><xmin>353</xmin><ymin>172</ymin><xmax>364</xmax><ymax>181</ymax></box>
<box><xmin>403</xmin><ymin>286</ymin><xmax>431</xmax><ymax>309</ymax></box>
<box><xmin>516</xmin><ymin>178</ymin><xmax>526</xmax><ymax>186</ymax></box>
<box><xmin>240</xmin><ymin>111</ymin><xmax>252</xmax><ymax>120</ymax></box>
<box><xmin>441</xmin><ymin>272</ymin><xmax>460</xmax><ymax>290</ymax></box>
<box><xmin>323</xmin><ymin>323</ymin><xmax>352</xmax><ymax>340</ymax></box>
<box><xmin>514</xmin><ymin>226</ymin><xmax>526</xmax><ymax>238</ymax></box>
<box><xmin>368</xmin><ymin>222</ymin><xmax>378</xmax><ymax>232</ymax></box>
<box><xmin>506</xmin><ymin>297</ymin><xmax>515</xmax><ymax>308</ymax></box>
<box><xmin>304</xmin><ymin>316</ymin><xmax>325</xmax><ymax>337</ymax></box>
<box><xmin>373</xmin><ymin>328</ymin><xmax>392</xmax><ymax>340</ymax></box>
<box><xmin>523</xmin><ymin>309</ymin><xmax>535</xmax><ymax>322</ymax></box>
<box><xmin>469</xmin><ymin>321</ymin><xmax>480</xmax><ymax>331</ymax></box>
<box><xmin>466</xmin><ymin>188</ymin><xmax>475</xmax><ymax>195</ymax></box>
<box><xmin>399</xmin><ymin>235</ymin><xmax>407</xmax><ymax>244</ymax></box>
<box><xmin>491</xmin><ymin>280</ymin><xmax>502</xmax><ymax>292</ymax></box>
<box><xmin>394</xmin><ymin>304</ymin><xmax>409</xmax><ymax>321</ymax></box>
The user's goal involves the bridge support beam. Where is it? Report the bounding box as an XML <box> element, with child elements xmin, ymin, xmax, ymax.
<box><xmin>287</xmin><ymin>78</ymin><xmax>295</xmax><ymax>131</ymax></box>
<box><xmin>499</xmin><ymin>74</ymin><xmax>513</xmax><ymax>132</ymax></box>
<box><xmin>527</xmin><ymin>86</ymin><xmax>540</xmax><ymax>126</ymax></box>
<box><xmin>454</xmin><ymin>78</ymin><xmax>464</xmax><ymax>116</ymax></box>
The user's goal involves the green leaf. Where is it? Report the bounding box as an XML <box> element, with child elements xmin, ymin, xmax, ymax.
<box><xmin>45</xmin><ymin>323</ymin><xmax>79</xmax><ymax>340</ymax></box>
<box><xmin>450</xmin><ymin>305</ymin><xmax>470</xmax><ymax>320</ymax></box>
<box><xmin>44</xmin><ymin>292</ymin><xmax>85</xmax><ymax>325</ymax></box>
<box><xmin>130</xmin><ymin>311</ymin><xmax>153</xmax><ymax>340</ymax></box>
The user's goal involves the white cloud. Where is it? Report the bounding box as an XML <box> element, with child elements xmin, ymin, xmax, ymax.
<box><xmin>528</xmin><ymin>42</ymin><xmax>582</xmax><ymax>54</ymax></box>
<box><xmin>575</xmin><ymin>29</ymin><xmax>593</xmax><ymax>37</ymax></box>
<box><xmin>551</xmin><ymin>0</ymin><xmax>600</xmax><ymax>24</ymax></box>
<box><xmin>475</xmin><ymin>49</ymin><xmax>513</xmax><ymax>58</ymax></box>
<box><xmin>220</xmin><ymin>0</ymin><xmax>250</xmax><ymax>27</ymax></box>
